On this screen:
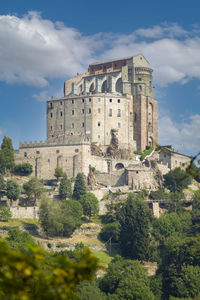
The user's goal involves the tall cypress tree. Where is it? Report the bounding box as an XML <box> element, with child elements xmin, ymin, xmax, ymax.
<box><xmin>0</xmin><ymin>136</ymin><xmax>15</xmax><ymax>174</ymax></box>
<box><xmin>59</xmin><ymin>174</ymin><xmax>72</xmax><ymax>199</ymax></box>
<box><xmin>73</xmin><ymin>173</ymin><xmax>86</xmax><ymax>200</ymax></box>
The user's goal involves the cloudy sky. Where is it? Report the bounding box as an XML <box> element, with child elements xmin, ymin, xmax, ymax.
<box><xmin>0</xmin><ymin>0</ymin><xmax>200</xmax><ymax>155</ymax></box>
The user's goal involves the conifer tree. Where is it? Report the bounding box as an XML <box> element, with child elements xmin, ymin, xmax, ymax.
<box><xmin>0</xmin><ymin>136</ymin><xmax>15</xmax><ymax>174</ymax></box>
<box><xmin>59</xmin><ymin>174</ymin><xmax>72</xmax><ymax>199</ymax></box>
<box><xmin>6</xmin><ymin>179</ymin><xmax>21</xmax><ymax>207</ymax></box>
<box><xmin>73</xmin><ymin>173</ymin><xmax>86</xmax><ymax>200</ymax></box>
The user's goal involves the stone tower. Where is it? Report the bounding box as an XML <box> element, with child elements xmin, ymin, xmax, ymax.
<box><xmin>47</xmin><ymin>54</ymin><xmax>158</xmax><ymax>151</ymax></box>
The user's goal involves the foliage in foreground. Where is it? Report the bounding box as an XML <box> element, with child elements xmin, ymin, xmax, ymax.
<box><xmin>14</xmin><ymin>162</ymin><xmax>33</xmax><ymax>176</ymax></box>
<box><xmin>0</xmin><ymin>240</ymin><xmax>98</xmax><ymax>300</ymax></box>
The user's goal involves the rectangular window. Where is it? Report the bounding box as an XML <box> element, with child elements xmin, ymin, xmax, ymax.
<box><xmin>98</xmin><ymin>135</ymin><xmax>100</xmax><ymax>139</ymax></box>
<box><xmin>98</xmin><ymin>98</ymin><xmax>101</xmax><ymax>102</ymax></box>
<box><xmin>118</xmin><ymin>122</ymin><xmax>121</xmax><ymax>128</ymax></box>
<box><xmin>60</xmin><ymin>101</ymin><xmax>62</xmax><ymax>105</ymax></box>
<box><xmin>24</xmin><ymin>152</ymin><xmax>27</xmax><ymax>157</ymax></box>
<box><xmin>72</xmin><ymin>110</ymin><xmax>74</xmax><ymax>115</ymax></box>
<box><xmin>82</xmin><ymin>122</ymin><xmax>85</xmax><ymax>127</ymax></box>
<box><xmin>109</xmin><ymin>99</ymin><xmax>112</xmax><ymax>103</ymax></box>
<box><xmin>50</xmin><ymin>102</ymin><xmax>53</xmax><ymax>108</ymax></box>
<box><xmin>118</xmin><ymin>99</ymin><xmax>120</xmax><ymax>103</ymax></box>
<box><xmin>82</xmin><ymin>109</ymin><xmax>84</xmax><ymax>114</ymax></box>
<box><xmin>117</xmin><ymin>109</ymin><xmax>121</xmax><ymax>117</ymax></box>
<box><xmin>72</xmin><ymin>99</ymin><xmax>74</xmax><ymax>104</ymax></box>
<box><xmin>36</xmin><ymin>151</ymin><xmax>40</xmax><ymax>155</ymax></box>
<box><xmin>109</xmin><ymin>108</ymin><xmax>112</xmax><ymax>117</ymax></box>
<box><xmin>56</xmin><ymin>150</ymin><xmax>60</xmax><ymax>154</ymax></box>
<box><xmin>88</xmin><ymin>108</ymin><xmax>91</xmax><ymax>114</ymax></box>
<box><xmin>60</xmin><ymin>124</ymin><xmax>63</xmax><ymax>129</ymax></box>
<box><xmin>82</xmin><ymin>98</ymin><xmax>85</xmax><ymax>103</ymax></box>
<box><xmin>50</xmin><ymin>112</ymin><xmax>53</xmax><ymax>118</ymax></box>
<box><xmin>60</xmin><ymin>111</ymin><xmax>63</xmax><ymax>117</ymax></box>
<box><xmin>72</xmin><ymin>123</ymin><xmax>74</xmax><ymax>128</ymax></box>
<box><xmin>98</xmin><ymin>108</ymin><xmax>101</xmax><ymax>113</ymax></box>
<box><xmin>98</xmin><ymin>122</ymin><xmax>101</xmax><ymax>126</ymax></box>
<box><xmin>50</xmin><ymin>126</ymin><xmax>53</xmax><ymax>131</ymax></box>
<box><xmin>89</xmin><ymin>98</ymin><xmax>92</xmax><ymax>102</ymax></box>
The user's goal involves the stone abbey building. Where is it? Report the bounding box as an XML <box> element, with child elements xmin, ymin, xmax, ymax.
<box><xmin>15</xmin><ymin>55</ymin><xmax>190</xmax><ymax>188</ymax></box>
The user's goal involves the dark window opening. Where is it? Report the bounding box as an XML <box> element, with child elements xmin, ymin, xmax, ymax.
<box><xmin>89</xmin><ymin>98</ymin><xmax>92</xmax><ymax>102</ymax></box>
<box><xmin>82</xmin><ymin>109</ymin><xmax>84</xmax><ymax>114</ymax></box>
<box><xmin>117</xmin><ymin>109</ymin><xmax>121</xmax><ymax>117</ymax></box>
<box><xmin>75</xmin><ymin>149</ymin><xmax>79</xmax><ymax>153</ymax></box>
<box><xmin>98</xmin><ymin>122</ymin><xmax>101</xmax><ymax>126</ymax></box>
<box><xmin>56</xmin><ymin>150</ymin><xmax>60</xmax><ymax>154</ymax></box>
<box><xmin>82</xmin><ymin>98</ymin><xmax>85</xmax><ymax>103</ymax></box>
<box><xmin>82</xmin><ymin>122</ymin><xmax>85</xmax><ymax>127</ymax></box>
<box><xmin>36</xmin><ymin>151</ymin><xmax>40</xmax><ymax>155</ymax></box>
<box><xmin>118</xmin><ymin>99</ymin><xmax>120</xmax><ymax>103</ymax></box>
<box><xmin>72</xmin><ymin>100</ymin><xmax>74</xmax><ymax>104</ymax></box>
<box><xmin>88</xmin><ymin>108</ymin><xmax>91</xmax><ymax>114</ymax></box>
<box><xmin>50</xmin><ymin>112</ymin><xmax>53</xmax><ymax>118</ymax></box>
<box><xmin>60</xmin><ymin>111</ymin><xmax>63</xmax><ymax>117</ymax></box>
<box><xmin>109</xmin><ymin>108</ymin><xmax>112</xmax><ymax>117</ymax></box>
<box><xmin>72</xmin><ymin>110</ymin><xmax>74</xmax><ymax>115</ymax></box>
<box><xmin>24</xmin><ymin>152</ymin><xmax>27</xmax><ymax>157</ymax></box>
<box><xmin>109</xmin><ymin>98</ymin><xmax>112</xmax><ymax>103</ymax></box>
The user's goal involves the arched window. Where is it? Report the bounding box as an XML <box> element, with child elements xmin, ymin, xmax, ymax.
<box><xmin>89</xmin><ymin>83</ymin><xmax>94</xmax><ymax>92</ymax></box>
<box><xmin>115</xmin><ymin>163</ymin><xmax>125</xmax><ymax>170</ymax></box>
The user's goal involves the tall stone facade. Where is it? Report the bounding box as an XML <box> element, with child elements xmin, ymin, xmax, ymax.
<box><xmin>15</xmin><ymin>54</ymin><xmax>161</xmax><ymax>183</ymax></box>
<box><xmin>48</xmin><ymin>54</ymin><xmax>158</xmax><ymax>151</ymax></box>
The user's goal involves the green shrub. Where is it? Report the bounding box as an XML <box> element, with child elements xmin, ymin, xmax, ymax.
<box><xmin>99</xmin><ymin>222</ymin><xmax>120</xmax><ymax>243</ymax></box>
<box><xmin>14</xmin><ymin>163</ymin><xmax>33</xmax><ymax>176</ymax></box>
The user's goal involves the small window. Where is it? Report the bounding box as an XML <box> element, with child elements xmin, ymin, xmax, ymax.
<box><xmin>98</xmin><ymin>135</ymin><xmax>100</xmax><ymax>139</ymax></box>
<box><xmin>75</xmin><ymin>149</ymin><xmax>79</xmax><ymax>153</ymax></box>
<box><xmin>175</xmin><ymin>160</ymin><xmax>177</xmax><ymax>164</ymax></box>
<box><xmin>98</xmin><ymin>98</ymin><xmax>101</xmax><ymax>102</ymax></box>
<box><xmin>117</xmin><ymin>109</ymin><xmax>121</xmax><ymax>117</ymax></box>
<box><xmin>139</xmin><ymin>85</ymin><xmax>142</xmax><ymax>91</ymax></box>
<box><xmin>60</xmin><ymin>124</ymin><xmax>63</xmax><ymax>129</ymax></box>
<box><xmin>118</xmin><ymin>99</ymin><xmax>120</xmax><ymax>103</ymax></box>
<box><xmin>138</xmin><ymin>78</ymin><xmax>142</xmax><ymax>81</ymax></box>
<box><xmin>72</xmin><ymin>123</ymin><xmax>74</xmax><ymax>128</ymax></box>
<box><xmin>50</xmin><ymin>112</ymin><xmax>53</xmax><ymax>118</ymax></box>
<box><xmin>82</xmin><ymin>109</ymin><xmax>84</xmax><ymax>114</ymax></box>
<box><xmin>24</xmin><ymin>152</ymin><xmax>27</xmax><ymax>157</ymax></box>
<box><xmin>60</xmin><ymin>111</ymin><xmax>63</xmax><ymax>117</ymax></box>
<box><xmin>82</xmin><ymin>122</ymin><xmax>85</xmax><ymax>127</ymax></box>
<box><xmin>60</xmin><ymin>101</ymin><xmax>62</xmax><ymax>105</ymax></box>
<box><xmin>118</xmin><ymin>122</ymin><xmax>121</xmax><ymax>128</ymax></box>
<box><xmin>109</xmin><ymin>98</ymin><xmax>112</xmax><ymax>103</ymax></box>
<box><xmin>50</xmin><ymin>126</ymin><xmax>53</xmax><ymax>131</ymax></box>
<box><xmin>36</xmin><ymin>151</ymin><xmax>40</xmax><ymax>155</ymax></box>
<box><xmin>50</xmin><ymin>102</ymin><xmax>53</xmax><ymax>108</ymax></box>
<box><xmin>72</xmin><ymin>110</ymin><xmax>74</xmax><ymax>115</ymax></box>
<box><xmin>89</xmin><ymin>98</ymin><xmax>92</xmax><ymax>102</ymax></box>
<box><xmin>98</xmin><ymin>122</ymin><xmax>101</xmax><ymax>127</ymax></box>
<box><xmin>88</xmin><ymin>108</ymin><xmax>91</xmax><ymax>114</ymax></box>
<box><xmin>98</xmin><ymin>108</ymin><xmax>101</xmax><ymax>113</ymax></box>
<box><xmin>48</xmin><ymin>159</ymin><xmax>50</xmax><ymax>163</ymax></box>
<box><xmin>82</xmin><ymin>98</ymin><xmax>85</xmax><ymax>103</ymax></box>
<box><xmin>109</xmin><ymin>108</ymin><xmax>112</xmax><ymax>117</ymax></box>
<box><xmin>134</xmin><ymin>113</ymin><xmax>137</xmax><ymax>122</ymax></box>
<box><xmin>56</xmin><ymin>150</ymin><xmax>60</xmax><ymax>154</ymax></box>
<box><xmin>72</xmin><ymin>99</ymin><xmax>74</xmax><ymax>104</ymax></box>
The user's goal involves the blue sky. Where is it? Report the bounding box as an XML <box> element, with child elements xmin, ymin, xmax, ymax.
<box><xmin>0</xmin><ymin>0</ymin><xmax>200</xmax><ymax>155</ymax></box>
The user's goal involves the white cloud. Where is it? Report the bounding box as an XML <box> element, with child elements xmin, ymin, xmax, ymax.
<box><xmin>159</xmin><ymin>114</ymin><xmax>200</xmax><ymax>154</ymax></box>
<box><xmin>1</xmin><ymin>12</ymin><xmax>200</xmax><ymax>87</ymax></box>
<box><xmin>32</xmin><ymin>88</ymin><xmax>63</xmax><ymax>102</ymax></box>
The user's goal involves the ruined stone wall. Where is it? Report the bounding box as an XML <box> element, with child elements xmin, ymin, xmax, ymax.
<box><xmin>10</xmin><ymin>207</ymin><xmax>39</xmax><ymax>219</ymax></box>
<box><xmin>126</xmin><ymin>168</ymin><xmax>158</xmax><ymax>190</ymax></box>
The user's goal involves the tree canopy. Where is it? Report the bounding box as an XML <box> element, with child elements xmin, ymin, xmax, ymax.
<box><xmin>59</xmin><ymin>174</ymin><xmax>72</xmax><ymax>199</ymax></box>
<box><xmin>79</xmin><ymin>192</ymin><xmax>99</xmax><ymax>218</ymax></box>
<box><xmin>73</xmin><ymin>173</ymin><xmax>87</xmax><ymax>200</ymax></box>
<box><xmin>6</xmin><ymin>179</ymin><xmax>21</xmax><ymax>207</ymax></box>
<box><xmin>0</xmin><ymin>136</ymin><xmax>15</xmax><ymax>174</ymax></box>
<box><xmin>23</xmin><ymin>177</ymin><xmax>44</xmax><ymax>206</ymax></box>
<box><xmin>164</xmin><ymin>167</ymin><xmax>191</xmax><ymax>192</ymax></box>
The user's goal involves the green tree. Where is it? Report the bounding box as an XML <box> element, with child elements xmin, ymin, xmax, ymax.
<box><xmin>14</xmin><ymin>162</ymin><xmax>33</xmax><ymax>176</ymax></box>
<box><xmin>99</xmin><ymin>222</ymin><xmax>120</xmax><ymax>243</ymax></box>
<box><xmin>59</xmin><ymin>174</ymin><xmax>72</xmax><ymax>199</ymax></box>
<box><xmin>7</xmin><ymin>227</ymin><xmax>36</xmax><ymax>252</ymax></box>
<box><xmin>164</xmin><ymin>167</ymin><xmax>191</xmax><ymax>192</ymax></box>
<box><xmin>0</xmin><ymin>206</ymin><xmax>12</xmax><ymax>221</ymax></box>
<box><xmin>166</xmin><ymin>191</ymin><xmax>184</xmax><ymax>213</ymax></box>
<box><xmin>118</xmin><ymin>194</ymin><xmax>153</xmax><ymax>260</ymax></box>
<box><xmin>75</xmin><ymin>281</ymin><xmax>107</xmax><ymax>300</ymax></box>
<box><xmin>0</xmin><ymin>240</ymin><xmax>98</xmax><ymax>300</ymax></box>
<box><xmin>99</xmin><ymin>256</ymin><xmax>154</xmax><ymax>299</ymax></box>
<box><xmin>6</xmin><ymin>179</ymin><xmax>21</xmax><ymax>207</ymax></box>
<box><xmin>80</xmin><ymin>192</ymin><xmax>99</xmax><ymax>218</ymax></box>
<box><xmin>54</xmin><ymin>167</ymin><xmax>64</xmax><ymax>181</ymax></box>
<box><xmin>0</xmin><ymin>174</ymin><xmax>5</xmax><ymax>200</ymax></box>
<box><xmin>23</xmin><ymin>177</ymin><xmax>44</xmax><ymax>206</ymax></box>
<box><xmin>0</xmin><ymin>136</ymin><xmax>15</xmax><ymax>174</ymax></box>
<box><xmin>39</xmin><ymin>197</ymin><xmax>83</xmax><ymax>237</ymax></box>
<box><xmin>73</xmin><ymin>173</ymin><xmax>87</xmax><ymax>200</ymax></box>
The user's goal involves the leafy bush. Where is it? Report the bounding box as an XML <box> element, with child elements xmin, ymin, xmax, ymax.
<box><xmin>0</xmin><ymin>206</ymin><xmax>12</xmax><ymax>221</ymax></box>
<box><xmin>164</xmin><ymin>167</ymin><xmax>191</xmax><ymax>192</ymax></box>
<box><xmin>7</xmin><ymin>227</ymin><xmax>36</xmax><ymax>251</ymax></box>
<box><xmin>140</xmin><ymin>147</ymin><xmax>154</xmax><ymax>161</ymax></box>
<box><xmin>79</xmin><ymin>192</ymin><xmax>99</xmax><ymax>218</ymax></box>
<box><xmin>14</xmin><ymin>162</ymin><xmax>33</xmax><ymax>176</ymax></box>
